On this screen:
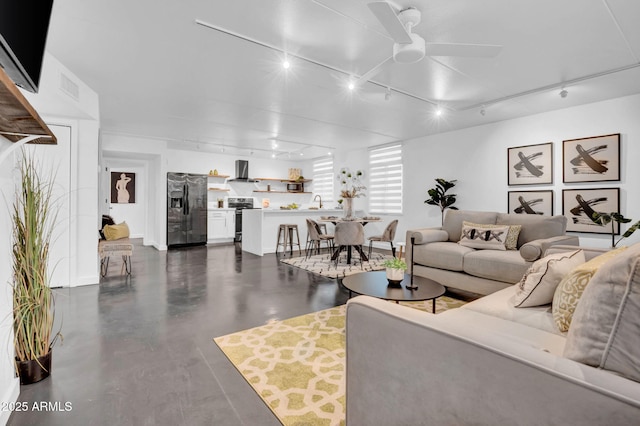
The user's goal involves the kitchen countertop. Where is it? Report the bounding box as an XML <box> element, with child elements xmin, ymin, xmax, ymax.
<box><xmin>260</xmin><ymin>208</ymin><xmax>343</xmax><ymax>213</ymax></box>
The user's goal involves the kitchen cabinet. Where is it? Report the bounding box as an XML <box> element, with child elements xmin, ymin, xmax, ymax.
<box><xmin>207</xmin><ymin>209</ymin><xmax>235</xmax><ymax>242</ymax></box>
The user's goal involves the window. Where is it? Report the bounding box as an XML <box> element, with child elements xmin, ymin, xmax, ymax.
<box><xmin>368</xmin><ymin>144</ymin><xmax>403</xmax><ymax>214</ymax></box>
<box><xmin>312</xmin><ymin>157</ymin><xmax>334</xmax><ymax>205</ymax></box>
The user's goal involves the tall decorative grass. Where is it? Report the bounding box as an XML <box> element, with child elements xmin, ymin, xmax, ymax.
<box><xmin>12</xmin><ymin>152</ymin><xmax>60</xmax><ymax>367</ymax></box>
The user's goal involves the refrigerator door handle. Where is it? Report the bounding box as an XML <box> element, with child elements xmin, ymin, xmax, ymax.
<box><xmin>185</xmin><ymin>184</ymin><xmax>190</xmax><ymax>215</ymax></box>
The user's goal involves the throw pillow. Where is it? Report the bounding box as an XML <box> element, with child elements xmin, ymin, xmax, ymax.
<box><xmin>563</xmin><ymin>246</ymin><xmax>640</xmax><ymax>382</ymax></box>
<box><xmin>103</xmin><ymin>221</ymin><xmax>130</xmax><ymax>240</ymax></box>
<box><xmin>463</xmin><ymin>221</ymin><xmax>522</xmax><ymax>250</ymax></box>
<box><xmin>513</xmin><ymin>250</ymin><xmax>585</xmax><ymax>308</ymax></box>
<box><xmin>458</xmin><ymin>224</ymin><xmax>510</xmax><ymax>251</ymax></box>
<box><xmin>552</xmin><ymin>246</ymin><xmax>629</xmax><ymax>332</ymax></box>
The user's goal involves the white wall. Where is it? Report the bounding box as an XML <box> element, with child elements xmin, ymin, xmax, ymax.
<box><xmin>395</xmin><ymin>93</ymin><xmax>640</xmax><ymax>249</ymax></box>
<box><xmin>0</xmin><ymin>137</ymin><xmax>19</xmax><ymax>425</ymax></box>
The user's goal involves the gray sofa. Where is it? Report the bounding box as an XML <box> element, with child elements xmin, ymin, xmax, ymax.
<box><xmin>406</xmin><ymin>209</ymin><xmax>579</xmax><ymax>295</ymax></box>
<box><xmin>346</xmin><ymin>243</ymin><xmax>640</xmax><ymax>425</ymax></box>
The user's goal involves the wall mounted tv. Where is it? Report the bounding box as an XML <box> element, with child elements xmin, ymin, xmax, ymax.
<box><xmin>0</xmin><ymin>0</ymin><xmax>55</xmax><ymax>93</ymax></box>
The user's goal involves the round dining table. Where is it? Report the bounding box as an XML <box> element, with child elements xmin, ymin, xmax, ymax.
<box><xmin>317</xmin><ymin>216</ymin><xmax>383</xmax><ymax>264</ymax></box>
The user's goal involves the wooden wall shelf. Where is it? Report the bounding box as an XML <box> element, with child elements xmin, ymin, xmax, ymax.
<box><xmin>0</xmin><ymin>67</ymin><xmax>56</xmax><ymax>144</ymax></box>
<box><xmin>207</xmin><ymin>174</ymin><xmax>229</xmax><ymax>178</ymax></box>
<box><xmin>253</xmin><ymin>190</ymin><xmax>311</xmax><ymax>194</ymax></box>
<box><xmin>208</xmin><ymin>188</ymin><xmax>230</xmax><ymax>191</ymax></box>
<box><xmin>255</xmin><ymin>177</ymin><xmax>312</xmax><ymax>183</ymax></box>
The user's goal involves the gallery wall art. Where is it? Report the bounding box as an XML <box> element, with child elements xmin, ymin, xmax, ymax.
<box><xmin>111</xmin><ymin>172</ymin><xmax>136</xmax><ymax>204</ymax></box>
<box><xmin>562</xmin><ymin>188</ymin><xmax>620</xmax><ymax>234</ymax></box>
<box><xmin>508</xmin><ymin>190</ymin><xmax>554</xmax><ymax>216</ymax></box>
<box><xmin>507</xmin><ymin>142</ymin><xmax>553</xmax><ymax>185</ymax></box>
<box><xmin>563</xmin><ymin>133</ymin><xmax>620</xmax><ymax>183</ymax></box>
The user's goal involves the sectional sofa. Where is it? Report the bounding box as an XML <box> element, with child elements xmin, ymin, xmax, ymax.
<box><xmin>406</xmin><ymin>209</ymin><xmax>579</xmax><ymax>295</ymax></box>
<box><xmin>346</xmin><ymin>243</ymin><xmax>640</xmax><ymax>425</ymax></box>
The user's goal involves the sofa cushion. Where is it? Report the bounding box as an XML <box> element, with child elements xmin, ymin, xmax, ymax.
<box><xmin>458</xmin><ymin>286</ymin><xmax>566</xmax><ymax>338</ymax></box>
<box><xmin>463</xmin><ymin>221</ymin><xmax>521</xmax><ymax>250</ymax></box>
<box><xmin>442</xmin><ymin>210</ymin><xmax>498</xmax><ymax>242</ymax></box>
<box><xmin>564</xmin><ymin>244</ymin><xmax>640</xmax><ymax>382</ymax></box>
<box><xmin>552</xmin><ymin>246</ymin><xmax>629</xmax><ymax>332</ymax></box>
<box><xmin>496</xmin><ymin>213</ymin><xmax>567</xmax><ymax>247</ymax></box>
<box><xmin>463</xmin><ymin>249</ymin><xmax>530</xmax><ymax>284</ymax></box>
<box><xmin>514</xmin><ymin>250</ymin><xmax>585</xmax><ymax>308</ymax></box>
<box><xmin>412</xmin><ymin>241</ymin><xmax>474</xmax><ymax>271</ymax></box>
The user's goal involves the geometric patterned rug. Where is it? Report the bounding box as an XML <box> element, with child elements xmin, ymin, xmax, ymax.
<box><xmin>280</xmin><ymin>252</ymin><xmax>395</xmax><ymax>279</ymax></box>
<box><xmin>214</xmin><ymin>296</ymin><xmax>467</xmax><ymax>426</ymax></box>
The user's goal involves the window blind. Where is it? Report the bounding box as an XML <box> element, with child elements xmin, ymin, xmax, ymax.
<box><xmin>312</xmin><ymin>157</ymin><xmax>334</xmax><ymax>204</ymax></box>
<box><xmin>368</xmin><ymin>144</ymin><xmax>403</xmax><ymax>214</ymax></box>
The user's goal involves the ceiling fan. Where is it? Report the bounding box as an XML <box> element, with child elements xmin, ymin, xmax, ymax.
<box><xmin>357</xmin><ymin>2</ymin><xmax>502</xmax><ymax>84</ymax></box>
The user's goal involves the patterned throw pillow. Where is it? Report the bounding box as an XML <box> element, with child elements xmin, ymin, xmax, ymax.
<box><xmin>514</xmin><ymin>249</ymin><xmax>585</xmax><ymax>308</ymax></box>
<box><xmin>552</xmin><ymin>246</ymin><xmax>629</xmax><ymax>332</ymax></box>
<box><xmin>458</xmin><ymin>224</ymin><xmax>510</xmax><ymax>251</ymax></box>
<box><xmin>463</xmin><ymin>221</ymin><xmax>522</xmax><ymax>250</ymax></box>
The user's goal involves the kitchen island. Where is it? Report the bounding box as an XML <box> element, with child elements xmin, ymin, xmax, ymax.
<box><xmin>242</xmin><ymin>208</ymin><xmax>343</xmax><ymax>256</ymax></box>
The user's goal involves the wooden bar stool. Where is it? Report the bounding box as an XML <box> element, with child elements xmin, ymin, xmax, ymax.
<box><xmin>276</xmin><ymin>224</ymin><xmax>302</xmax><ymax>256</ymax></box>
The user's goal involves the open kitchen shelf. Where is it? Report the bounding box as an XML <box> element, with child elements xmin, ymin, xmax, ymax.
<box><xmin>254</xmin><ymin>178</ymin><xmax>312</xmax><ymax>183</ymax></box>
<box><xmin>0</xmin><ymin>67</ymin><xmax>56</xmax><ymax>145</ymax></box>
<box><xmin>208</xmin><ymin>188</ymin><xmax>230</xmax><ymax>191</ymax></box>
<box><xmin>207</xmin><ymin>174</ymin><xmax>229</xmax><ymax>178</ymax></box>
<box><xmin>253</xmin><ymin>190</ymin><xmax>311</xmax><ymax>194</ymax></box>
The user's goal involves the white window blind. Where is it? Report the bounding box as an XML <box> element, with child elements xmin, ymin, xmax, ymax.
<box><xmin>312</xmin><ymin>157</ymin><xmax>334</xmax><ymax>204</ymax></box>
<box><xmin>368</xmin><ymin>144</ymin><xmax>403</xmax><ymax>214</ymax></box>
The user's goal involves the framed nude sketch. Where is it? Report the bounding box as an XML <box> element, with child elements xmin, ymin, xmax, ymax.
<box><xmin>508</xmin><ymin>190</ymin><xmax>553</xmax><ymax>216</ymax></box>
<box><xmin>111</xmin><ymin>172</ymin><xmax>136</xmax><ymax>204</ymax></box>
<box><xmin>507</xmin><ymin>142</ymin><xmax>553</xmax><ymax>185</ymax></box>
<box><xmin>563</xmin><ymin>133</ymin><xmax>620</xmax><ymax>183</ymax></box>
<box><xmin>562</xmin><ymin>188</ymin><xmax>620</xmax><ymax>234</ymax></box>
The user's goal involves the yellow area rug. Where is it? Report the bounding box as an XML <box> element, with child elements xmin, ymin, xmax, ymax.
<box><xmin>214</xmin><ymin>296</ymin><xmax>466</xmax><ymax>425</ymax></box>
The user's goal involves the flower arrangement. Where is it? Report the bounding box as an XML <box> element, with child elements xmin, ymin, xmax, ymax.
<box><xmin>337</xmin><ymin>167</ymin><xmax>366</xmax><ymax>198</ymax></box>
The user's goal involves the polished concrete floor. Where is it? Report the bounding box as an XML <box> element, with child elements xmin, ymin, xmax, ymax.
<box><xmin>9</xmin><ymin>240</ymin><xmax>350</xmax><ymax>425</ymax></box>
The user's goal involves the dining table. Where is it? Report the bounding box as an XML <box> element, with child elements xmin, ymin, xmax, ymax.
<box><xmin>317</xmin><ymin>216</ymin><xmax>383</xmax><ymax>264</ymax></box>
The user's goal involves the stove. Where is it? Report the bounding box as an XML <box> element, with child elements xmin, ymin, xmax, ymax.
<box><xmin>227</xmin><ymin>197</ymin><xmax>255</xmax><ymax>242</ymax></box>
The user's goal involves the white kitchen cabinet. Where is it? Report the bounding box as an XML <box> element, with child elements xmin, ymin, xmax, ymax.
<box><xmin>207</xmin><ymin>209</ymin><xmax>235</xmax><ymax>242</ymax></box>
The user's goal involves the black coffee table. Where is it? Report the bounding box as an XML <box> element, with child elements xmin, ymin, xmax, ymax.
<box><xmin>342</xmin><ymin>271</ymin><xmax>446</xmax><ymax>313</ymax></box>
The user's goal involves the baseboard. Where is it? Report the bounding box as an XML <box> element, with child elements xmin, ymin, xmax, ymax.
<box><xmin>0</xmin><ymin>377</ymin><xmax>19</xmax><ymax>426</ymax></box>
<box><xmin>153</xmin><ymin>243</ymin><xmax>167</xmax><ymax>251</ymax></box>
<box><xmin>73</xmin><ymin>275</ymin><xmax>99</xmax><ymax>287</ymax></box>
<box><xmin>130</xmin><ymin>233</ymin><xmax>144</xmax><ymax>239</ymax></box>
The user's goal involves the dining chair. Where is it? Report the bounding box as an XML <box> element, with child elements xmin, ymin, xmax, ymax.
<box><xmin>305</xmin><ymin>219</ymin><xmax>334</xmax><ymax>259</ymax></box>
<box><xmin>367</xmin><ymin>219</ymin><xmax>399</xmax><ymax>258</ymax></box>
<box><xmin>333</xmin><ymin>221</ymin><xmax>367</xmax><ymax>268</ymax></box>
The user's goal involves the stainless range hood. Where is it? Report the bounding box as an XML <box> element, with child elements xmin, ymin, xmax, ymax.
<box><xmin>228</xmin><ymin>160</ymin><xmax>257</xmax><ymax>182</ymax></box>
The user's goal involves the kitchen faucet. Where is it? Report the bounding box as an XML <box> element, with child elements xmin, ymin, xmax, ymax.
<box><xmin>313</xmin><ymin>195</ymin><xmax>323</xmax><ymax>209</ymax></box>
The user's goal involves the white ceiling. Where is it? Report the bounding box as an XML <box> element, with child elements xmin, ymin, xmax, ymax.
<box><xmin>45</xmin><ymin>0</ymin><xmax>640</xmax><ymax>159</ymax></box>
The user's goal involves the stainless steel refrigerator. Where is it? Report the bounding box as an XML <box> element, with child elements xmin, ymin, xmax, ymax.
<box><xmin>167</xmin><ymin>172</ymin><xmax>208</xmax><ymax>247</ymax></box>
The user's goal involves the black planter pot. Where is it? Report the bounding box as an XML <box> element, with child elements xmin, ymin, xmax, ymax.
<box><xmin>16</xmin><ymin>351</ymin><xmax>52</xmax><ymax>385</ymax></box>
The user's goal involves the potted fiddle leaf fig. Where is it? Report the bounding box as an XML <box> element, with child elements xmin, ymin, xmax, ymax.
<box><xmin>382</xmin><ymin>257</ymin><xmax>407</xmax><ymax>285</ymax></box>
<box><xmin>591</xmin><ymin>211</ymin><xmax>640</xmax><ymax>248</ymax></box>
<box><xmin>425</xmin><ymin>178</ymin><xmax>458</xmax><ymax>225</ymax></box>
<box><xmin>11</xmin><ymin>152</ymin><xmax>62</xmax><ymax>384</ymax></box>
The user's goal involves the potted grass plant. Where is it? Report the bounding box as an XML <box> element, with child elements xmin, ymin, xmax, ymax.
<box><xmin>382</xmin><ymin>257</ymin><xmax>407</xmax><ymax>286</ymax></box>
<box><xmin>11</xmin><ymin>152</ymin><xmax>61</xmax><ymax>384</ymax></box>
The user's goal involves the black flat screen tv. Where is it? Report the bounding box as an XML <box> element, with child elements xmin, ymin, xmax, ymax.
<box><xmin>0</xmin><ymin>0</ymin><xmax>55</xmax><ymax>93</ymax></box>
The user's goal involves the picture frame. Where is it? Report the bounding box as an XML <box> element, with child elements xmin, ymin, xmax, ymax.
<box><xmin>507</xmin><ymin>142</ymin><xmax>553</xmax><ymax>185</ymax></box>
<box><xmin>111</xmin><ymin>172</ymin><xmax>136</xmax><ymax>204</ymax></box>
<box><xmin>562</xmin><ymin>133</ymin><xmax>620</xmax><ymax>183</ymax></box>
<box><xmin>562</xmin><ymin>187</ymin><xmax>620</xmax><ymax>234</ymax></box>
<box><xmin>508</xmin><ymin>190</ymin><xmax>554</xmax><ymax>216</ymax></box>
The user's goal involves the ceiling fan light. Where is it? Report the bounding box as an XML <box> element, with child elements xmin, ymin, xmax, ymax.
<box><xmin>393</xmin><ymin>34</ymin><xmax>425</xmax><ymax>63</ymax></box>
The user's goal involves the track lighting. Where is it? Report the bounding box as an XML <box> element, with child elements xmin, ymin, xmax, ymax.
<box><xmin>480</xmin><ymin>106</ymin><xmax>486</xmax><ymax>116</ymax></box>
<box><xmin>348</xmin><ymin>81</ymin><xmax>355</xmax><ymax>91</ymax></box>
<box><xmin>282</xmin><ymin>60</ymin><xmax>290</xmax><ymax>70</ymax></box>
<box><xmin>560</xmin><ymin>89</ymin><xmax>568</xmax><ymax>98</ymax></box>
<box><xmin>385</xmin><ymin>87</ymin><xmax>391</xmax><ymax>101</ymax></box>
<box><xmin>435</xmin><ymin>107</ymin><xmax>443</xmax><ymax>116</ymax></box>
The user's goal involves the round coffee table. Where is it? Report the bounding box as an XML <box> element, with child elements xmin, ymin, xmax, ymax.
<box><xmin>342</xmin><ymin>271</ymin><xmax>446</xmax><ymax>313</ymax></box>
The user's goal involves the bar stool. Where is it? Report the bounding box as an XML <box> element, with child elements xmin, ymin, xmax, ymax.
<box><xmin>276</xmin><ymin>224</ymin><xmax>302</xmax><ymax>256</ymax></box>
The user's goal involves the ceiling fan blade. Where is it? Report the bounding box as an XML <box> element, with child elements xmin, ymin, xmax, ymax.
<box><xmin>368</xmin><ymin>2</ymin><xmax>413</xmax><ymax>44</ymax></box>
<box><xmin>425</xmin><ymin>43</ymin><xmax>502</xmax><ymax>58</ymax></box>
<box><xmin>356</xmin><ymin>55</ymin><xmax>394</xmax><ymax>85</ymax></box>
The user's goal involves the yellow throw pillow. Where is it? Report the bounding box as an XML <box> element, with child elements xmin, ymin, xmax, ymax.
<box><xmin>552</xmin><ymin>246</ymin><xmax>628</xmax><ymax>332</ymax></box>
<box><xmin>103</xmin><ymin>221</ymin><xmax>130</xmax><ymax>241</ymax></box>
<box><xmin>463</xmin><ymin>221</ymin><xmax>522</xmax><ymax>250</ymax></box>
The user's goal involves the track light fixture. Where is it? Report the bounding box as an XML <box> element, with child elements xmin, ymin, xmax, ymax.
<box><xmin>559</xmin><ymin>89</ymin><xmax>568</xmax><ymax>98</ymax></box>
<box><xmin>480</xmin><ymin>105</ymin><xmax>486</xmax><ymax>116</ymax></box>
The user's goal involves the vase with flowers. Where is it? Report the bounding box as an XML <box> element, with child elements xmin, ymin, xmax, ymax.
<box><xmin>337</xmin><ymin>167</ymin><xmax>366</xmax><ymax>220</ymax></box>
